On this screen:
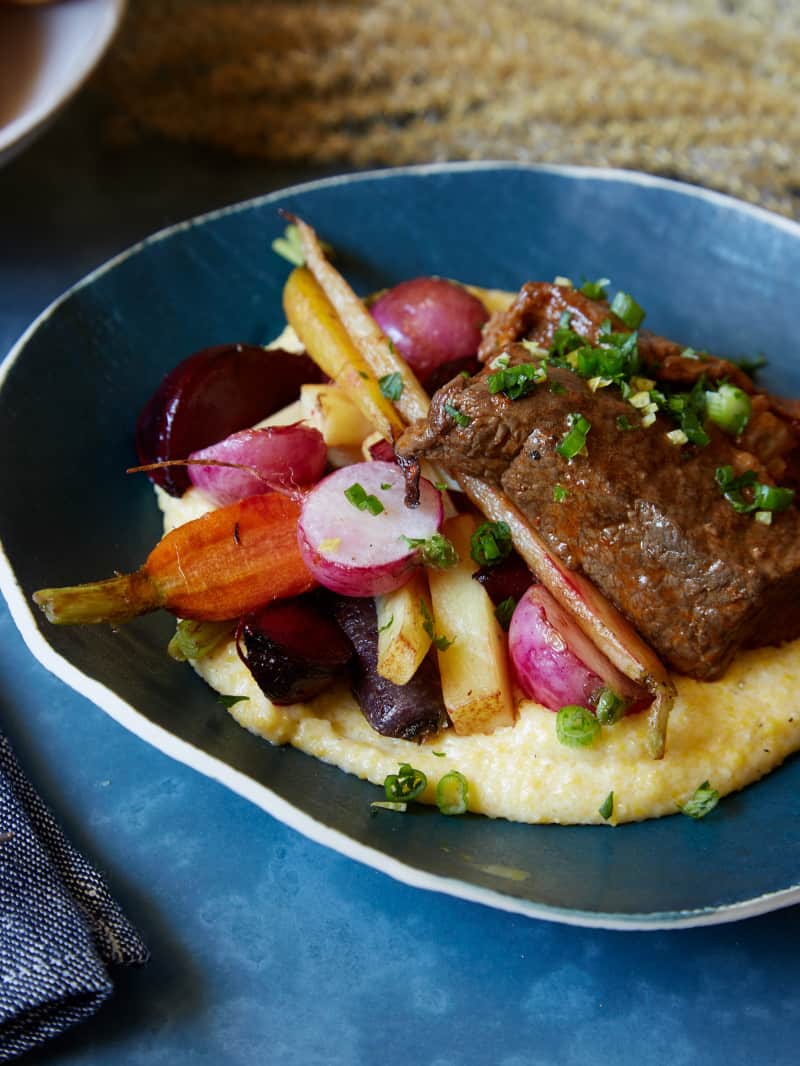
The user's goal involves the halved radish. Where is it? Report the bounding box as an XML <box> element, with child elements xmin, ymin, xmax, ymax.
<box><xmin>298</xmin><ymin>461</ymin><xmax>443</xmax><ymax>596</ymax></box>
<box><xmin>188</xmin><ymin>425</ymin><xmax>327</xmax><ymax>506</ymax></box>
<box><xmin>509</xmin><ymin>585</ymin><xmax>649</xmax><ymax>714</ymax></box>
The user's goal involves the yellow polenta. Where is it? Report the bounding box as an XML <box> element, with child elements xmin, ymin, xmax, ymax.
<box><xmin>159</xmin><ymin>486</ymin><xmax>800</xmax><ymax>825</ymax></box>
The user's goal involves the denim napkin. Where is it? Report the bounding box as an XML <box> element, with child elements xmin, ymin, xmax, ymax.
<box><xmin>0</xmin><ymin>731</ymin><xmax>148</xmax><ymax>1061</ymax></box>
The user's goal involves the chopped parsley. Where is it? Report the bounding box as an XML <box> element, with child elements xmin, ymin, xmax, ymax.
<box><xmin>403</xmin><ymin>533</ymin><xmax>459</xmax><ymax>569</ymax></box>
<box><xmin>444</xmin><ymin>402</ymin><xmax>472</xmax><ymax>427</ymax></box>
<box><xmin>420</xmin><ymin>599</ymin><xmax>454</xmax><ymax>651</ymax></box>
<box><xmin>470</xmin><ymin>520</ymin><xmax>513</xmax><ymax>567</ymax></box>
<box><xmin>678</xmin><ymin>781</ymin><xmax>720</xmax><ymax>820</ymax></box>
<box><xmin>494</xmin><ymin>596</ymin><xmax>517</xmax><ymax>631</ymax></box>
<box><xmin>344</xmin><ymin>482</ymin><xmax>384</xmax><ymax>515</ymax></box>
<box><xmin>217</xmin><ymin>694</ymin><xmax>250</xmax><ymax>709</ymax></box>
<box><xmin>378</xmin><ymin>371</ymin><xmax>404</xmax><ymax>401</ymax></box>
<box><xmin>594</xmin><ymin>687</ymin><xmax>627</xmax><ymax>725</ymax></box>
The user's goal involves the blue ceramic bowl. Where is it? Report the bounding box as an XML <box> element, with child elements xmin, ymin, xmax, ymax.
<box><xmin>2</xmin><ymin>163</ymin><xmax>799</xmax><ymax>929</ymax></box>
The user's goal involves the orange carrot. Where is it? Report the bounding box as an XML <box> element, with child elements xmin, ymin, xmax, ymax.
<box><xmin>33</xmin><ymin>494</ymin><xmax>315</xmax><ymax>625</ymax></box>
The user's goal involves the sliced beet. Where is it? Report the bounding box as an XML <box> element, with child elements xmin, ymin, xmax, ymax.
<box><xmin>136</xmin><ymin>344</ymin><xmax>323</xmax><ymax>496</ymax></box>
<box><xmin>237</xmin><ymin>597</ymin><xmax>352</xmax><ymax>705</ymax></box>
<box><xmin>333</xmin><ymin>597</ymin><xmax>447</xmax><ymax>741</ymax></box>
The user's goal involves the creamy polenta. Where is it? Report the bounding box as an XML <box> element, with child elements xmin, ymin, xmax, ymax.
<box><xmin>159</xmin><ymin>484</ymin><xmax>800</xmax><ymax>825</ymax></box>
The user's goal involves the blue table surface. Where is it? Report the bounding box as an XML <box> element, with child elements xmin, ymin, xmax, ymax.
<box><xmin>2</xmin><ymin>97</ymin><xmax>799</xmax><ymax>1066</ymax></box>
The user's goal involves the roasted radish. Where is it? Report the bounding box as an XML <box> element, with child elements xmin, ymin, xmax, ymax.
<box><xmin>297</xmin><ymin>461</ymin><xmax>443</xmax><ymax>597</ymax></box>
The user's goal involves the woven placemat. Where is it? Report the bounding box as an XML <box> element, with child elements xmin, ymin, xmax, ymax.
<box><xmin>97</xmin><ymin>0</ymin><xmax>800</xmax><ymax>218</ymax></box>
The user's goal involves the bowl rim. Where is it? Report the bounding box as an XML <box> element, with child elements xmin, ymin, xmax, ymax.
<box><xmin>3</xmin><ymin>160</ymin><xmax>800</xmax><ymax>930</ymax></box>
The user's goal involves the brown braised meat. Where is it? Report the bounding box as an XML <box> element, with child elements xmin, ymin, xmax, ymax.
<box><xmin>396</xmin><ymin>346</ymin><xmax>800</xmax><ymax>680</ymax></box>
<box><xmin>479</xmin><ymin>283</ymin><xmax>800</xmax><ymax>486</ymax></box>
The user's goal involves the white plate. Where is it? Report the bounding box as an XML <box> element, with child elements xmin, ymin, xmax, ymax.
<box><xmin>0</xmin><ymin>0</ymin><xmax>126</xmax><ymax>165</ymax></box>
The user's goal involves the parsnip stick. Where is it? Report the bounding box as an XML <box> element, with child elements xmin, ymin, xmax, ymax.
<box><xmin>375</xmin><ymin>571</ymin><xmax>433</xmax><ymax>685</ymax></box>
<box><xmin>283</xmin><ymin>267</ymin><xmax>406</xmax><ymax>443</ymax></box>
<box><xmin>293</xmin><ymin>217</ymin><xmax>431</xmax><ymax>425</ymax></box>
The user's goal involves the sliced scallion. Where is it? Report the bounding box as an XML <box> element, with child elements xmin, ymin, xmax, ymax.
<box><xmin>556</xmin><ymin>705</ymin><xmax>601</xmax><ymax>747</ymax></box>
<box><xmin>610</xmin><ymin>291</ymin><xmax>646</xmax><ymax>329</ymax></box>
<box><xmin>384</xmin><ymin>763</ymin><xmax>427</xmax><ymax>802</ymax></box>
<box><xmin>705</xmin><ymin>383</ymin><xmax>752</xmax><ymax>435</ymax></box>
<box><xmin>470</xmin><ymin>520</ymin><xmax>513</xmax><ymax>567</ymax></box>
<box><xmin>436</xmin><ymin>770</ymin><xmax>469</xmax><ymax>815</ymax></box>
<box><xmin>678</xmin><ymin>781</ymin><xmax>720</xmax><ymax>820</ymax></box>
<box><xmin>556</xmin><ymin>414</ymin><xmax>591</xmax><ymax>459</ymax></box>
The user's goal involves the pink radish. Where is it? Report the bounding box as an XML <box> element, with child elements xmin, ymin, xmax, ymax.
<box><xmin>509</xmin><ymin>585</ymin><xmax>649</xmax><ymax>714</ymax></box>
<box><xmin>298</xmin><ymin>461</ymin><xmax>443</xmax><ymax>596</ymax></box>
<box><xmin>188</xmin><ymin>425</ymin><xmax>327</xmax><ymax>506</ymax></box>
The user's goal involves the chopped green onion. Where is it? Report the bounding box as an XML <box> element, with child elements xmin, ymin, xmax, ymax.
<box><xmin>432</xmin><ymin>751</ymin><xmax>446</xmax><ymax>757</ymax></box>
<box><xmin>610</xmin><ymin>291</ymin><xmax>646</xmax><ymax>329</ymax></box>
<box><xmin>436</xmin><ymin>770</ymin><xmax>469</xmax><ymax>815</ymax></box>
<box><xmin>665</xmin><ymin>429</ymin><xmax>689</xmax><ymax>446</ymax></box>
<box><xmin>444</xmin><ymin>403</ymin><xmax>471</xmax><ymax>427</ymax></box>
<box><xmin>384</xmin><ymin>763</ymin><xmax>427</xmax><ymax>802</ymax></box>
<box><xmin>380</xmin><ymin>482</ymin><xmax>391</xmax><ymax>490</ymax></box>
<box><xmin>403</xmin><ymin>533</ymin><xmax>459</xmax><ymax>569</ymax></box>
<box><xmin>598</xmin><ymin>791</ymin><xmax>614</xmax><ymax>821</ymax></box>
<box><xmin>556</xmin><ymin>705</ymin><xmax>601</xmax><ymax>747</ymax></box>
<box><xmin>705</xmin><ymin>383</ymin><xmax>752</xmax><ymax>435</ymax></box>
<box><xmin>420</xmin><ymin>600</ymin><xmax>454</xmax><ymax>651</ymax></box>
<box><xmin>494</xmin><ymin>597</ymin><xmax>517</xmax><ymax>631</ymax></box>
<box><xmin>168</xmin><ymin>619</ymin><xmax>232</xmax><ymax>661</ymax></box>
<box><xmin>678</xmin><ymin>781</ymin><xmax>720</xmax><ymax>820</ymax></box>
<box><xmin>594</xmin><ymin>687</ymin><xmax>627</xmax><ymax>725</ymax></box>
<box><xmin>579</xmin><ymin>277</ymin><xmax>611</xmax><ymax>300</ymax></box>
<box><xmin>344</xmin><ymin>482</ymin><xmax>385</xmax><ymax>515</ymax></box>
<box><xmin>470</xmin><ymin>520</ymin><xmax>513</xmax><ymax>567</ymax></box>
<box><xmin>486</xmin><ymin>362</ymin><xmax>546</xmax><ymax>400</ymax></box>
<box><xmin>378</xmin><ymin>372</ymin><xmax>404</xmax><ymax>401</ymax></box>
<box><xmin>217</xmin><ymin>694</ymin><xmax>250</xmax><ymax>709</ymax></box>
<box><xmin>553</xmin><ymin>484</ymin><xmax>568</xmax><ymax>503</ymax></box>
<box><xmin>666</xmin><ymin>380</ymin><xmax>710</xmax><ymax>446</ymax></box>
<box><xmin>371</xmin><ymin>801</ymin><xmax>407</xmax><ymax>813</ymax></box>
<box><xmin>549</xmin><ymin>380</ymin><xmax>567</xmax><ymax>395</ymax></box>
<box><xmin>715</xmin><ymin>465</ymin><xmax>795</xmax><ymax>515</ymax></box>
<box><xmin>616</xmin><ymin>414</ymin><xmax>637</xmax><ymax>431</ymax></box>
<box><xmin>556</xmin><ymin>413</ymin><xmax>591</xmax><ymax>459</ymax></box>
<box><xmin>734</xmin><ymin>353</ymin><xmax>767</xmax><ymax>378</ymax></box>
<box><xmin>755</xmin><ymin>510</ymin><xmax>772</xmax><ymax>525</ymax></box>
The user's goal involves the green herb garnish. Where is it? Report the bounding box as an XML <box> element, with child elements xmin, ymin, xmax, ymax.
<box><xmin>217</xmin><ymin>694</ymin><xmax>250</xmax><ymax>709</ymax></box>
<box><xmin>494</xmin><ymin>597</ymin><xmax>517</xmax><ymax>631</ymax></box>
<box><xmin>555</xmin><ymin>705</ymin><xmax>601</xmax><ymax>747</ymax></box>
<box><xmin>556</xmin><ymin>413</ymin><xmax>591</xmax><ymax>459</ymax></box>
<box><xmin>420</xmin><ymin>600</ymin><xmax>454</xmax><ymax>651</ymax></box>
<box><xmin>594</xmin><ymin>687</ymin><xmax>626</xmax><ymax>725</ymax></box>
<box><xmin>705</xmin><ymin>383</ymin><xmax>752</xmax><ymax>435</ymax></box>
<box><xmin>344</xmin><ymin>482</ymin><xmax>385</xmax><ymax>515</ymax></box>
<box><xmin>444</xmin><ymin>403</ymin><xmax>472</xmax><ymax>427</ymax></box>
<box><xmin>384</xmin><ymin>763</ymin><xmax>427</xmax><ymax>802</ymax></box>
<box><xmin>470</xmin><ymin>520</ymin><xmax>513</xmax><ymax>567</ymax></box>
<box><xmin>598</xmin><ymin>791</ymin><xmax>614</xmax><ymax>821</ymax></box>
<box><xmin>715</xmin><ymin>465</ymin><xmax>795</xmax><ymax>515</ymax></box>
<box><xmin>734</xmin><ymin>353</ymin><xmax>767</xmax><ymax>378</ymax></box>
<box><xmin>552</xmin><ymin>484</ymin><xmax>568</xmax><ymax>503</ymax></box>
<box><xmin>580</xmin><ymin>277</ymin><xmax>611</xmax><ymax>300</ymax></box>
<box><xmin>678</xmin><ymin>781</ymin><xmax>720</xmax><ymax>819</ymax></box>
<box><xmin>616</xmin><ymin>414</ymin><xmax>637</xmax><ymax>431</ymax></box>
<box><xmin>379</xmin><ymin>372</ymin><xmax>404</xmax><ymax>401</ymax></box>
<box><xmin>487</xmin><ymin>362</ymin><xmax>546</xmax><ymax>400</ymax></box>
<box><xmin>403</xmin><ymin>533</ymin><xmax>459</xmax><ymax>569</ymax></box>
<box><xmin>665</xmin><ymin>379</ymin><xmax>710</xmax><ymax>446</ymax></box>
<box><xmin>610</xmin><ymin>291</ymin><xmax>646</xmax><ymax>329</ymax></box>
<box><xmin>436</xmin><ymin>770</ymin><xmax>469</xmax><ymax>815</ymax></box>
